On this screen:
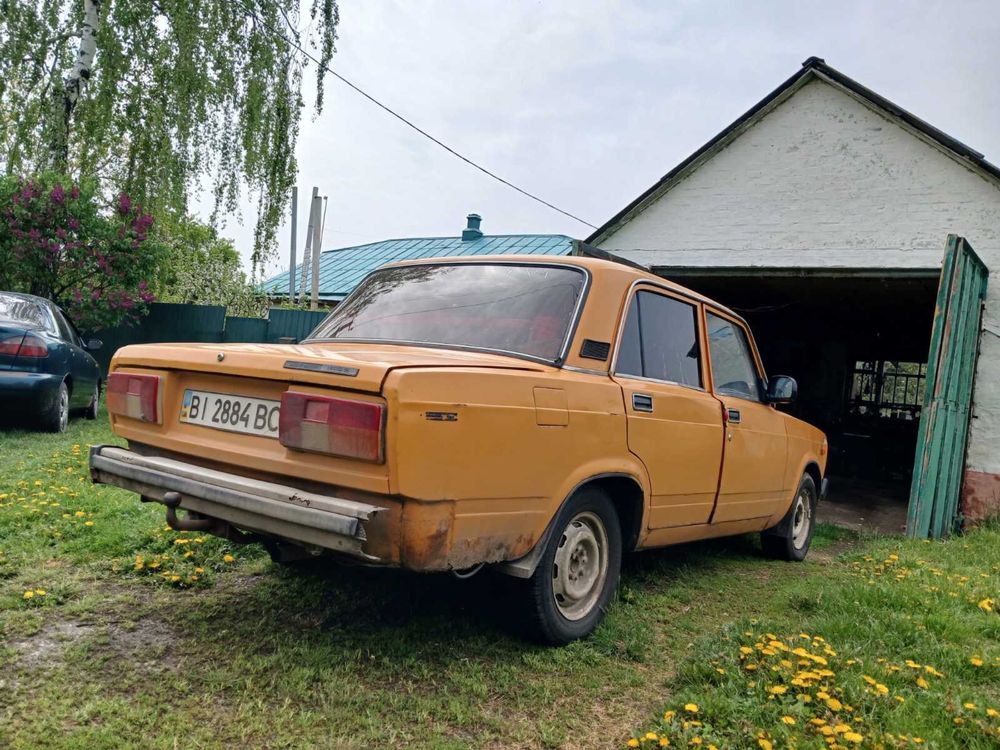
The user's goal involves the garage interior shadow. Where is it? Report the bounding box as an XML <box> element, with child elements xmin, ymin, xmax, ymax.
<box><xmin>667</xmin><ymin>269</ymin><xmax>941</xmax><ymax>535</ymax></box>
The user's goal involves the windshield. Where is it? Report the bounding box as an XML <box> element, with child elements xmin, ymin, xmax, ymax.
<box><xmin>308</xmin><ymin>263</ymin><xmax>587</xmax><ymax>362</ymax></box>
<box><xmin>0</xmin><ymin>294</ymin><xmax>48</xmax><ymax>329</ymax></box>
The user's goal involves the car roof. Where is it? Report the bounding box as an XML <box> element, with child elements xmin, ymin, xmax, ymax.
<box><xmin>379</xmin><ymin>254</ymin><xmax>744</xmax><ymax>321</ymax></box>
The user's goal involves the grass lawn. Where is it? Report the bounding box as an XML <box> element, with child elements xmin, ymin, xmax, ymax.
<box><xmin>0</xmin><ymin>411</ymin><xmax>997</xmax><ymax>749</ymax></box>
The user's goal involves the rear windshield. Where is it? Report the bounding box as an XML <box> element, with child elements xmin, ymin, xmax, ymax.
<box><xmin>308</xmin><ymin>263</ymin><xmax>587</xmax><ymax>362</ymax></box>
<box><xmin>0</xmin><ymin>294</ymin><xmax>48</xmax><ymax>329</ymax></box>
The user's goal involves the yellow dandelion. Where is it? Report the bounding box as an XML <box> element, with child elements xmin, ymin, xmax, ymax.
<box><xmin>768</xmin><ymin>686</ymin><xmax>787</xmax><ymax>695</ymax></box>
<box><xmin>978</xmin><ymin>598</ymin><xmax>994</xmax><ymax>613</ymax></box>
<box><xmin>781</xmin><ymin>716</ymin><xmax>796</xmax><ymax>725</ymax></box>
<box><xmin>986</xmin><ymin>708</ymin><xmax>998</xmax><ymax>718</ymax></box>
<box><xmin>916</xmin><ymin>677</ymin><xmax>929</xmax><ymax>689</ymax></box>
<box><xmin>970</xmin><ymin>656</ymin><xmax>984</xmax><ymax>667</ymax></box>
<box><xmin>645</xmin><ymin>733</ymin><xmax>658</xmax><ymax>741</ymax></box>
<box><xmin>34</xmin><ymin>588</ymin><xmax>46</xmax><ymax>595</ymax></box>
<box><xmin>963</xmin><ymin>702</ymin><xmax>976</xmax><ymax>710</ymax></box>
<box><xmin>757</xmin><ymin>739</ymin><xmax>772</xmax><ymax>750</ymax></box>
<box><xmin>23</xmin><ymin>590</ymin><xmax>34</xmax><ymax>599</ymax></box>
<box><xmin>223</xmin><ymin>554</ymin><xmax>235</xmax><ymax>563</ymax></box>
<box><xmin>684</xmin><ymin>703</ymin><xmax>699</xmax><ymax>714</ymax></box>
<box><xmin>627</xmin><ymin>740</ymin><xmax>640</xmax><ymax>748</ymax></box>
<box><xmin>84</xmin><ymin>520</ymin><xmax>94</xmax><ymax>526</ymax></box>
<box><xmin>843</xmin><ymin>732</ymin><xmax>863</xmax><ymax>744</ymax></box>
<box><xmin>660</xmin><ymin>740</ymin><xmax>670</xmax><ymax>748</ymax></box>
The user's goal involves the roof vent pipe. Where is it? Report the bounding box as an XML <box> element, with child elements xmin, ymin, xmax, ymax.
<box><xmin>462</xmin><ymin>213</ymin><xmax>483</xmax><ymax>241</ymax></box>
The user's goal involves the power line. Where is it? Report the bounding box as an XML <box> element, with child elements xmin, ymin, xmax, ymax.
<box><xmin>233</xmin><ymin>0</ymin><xmax>598</xmax><ymax>230</ymax></box>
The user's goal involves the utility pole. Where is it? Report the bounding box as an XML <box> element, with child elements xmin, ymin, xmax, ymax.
<box><xmin>299</xmin><ymin>186</ymin><xmax>318</xmax><ymax>304</ymax></box>
<box><xmin>310</xmin><ymin>194</ymin><xmax>323</xmax><ymax>310</ymax></box>
<box><xmin>288</xmin><ymin>186</ymin><xmax>298</xmax><ymax>301</ymax></box>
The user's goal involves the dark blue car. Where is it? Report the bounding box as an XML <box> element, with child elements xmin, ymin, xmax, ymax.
<box><xmin>0</xmin><ymin>292</ymin><xmax>102</xmax><ymax>432</ymax></box>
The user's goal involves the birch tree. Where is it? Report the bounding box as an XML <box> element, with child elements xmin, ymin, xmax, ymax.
<box><xmin>0</xmin><ymin>0</ymin><xmax>339</xmax><ymax>273</ymax></box>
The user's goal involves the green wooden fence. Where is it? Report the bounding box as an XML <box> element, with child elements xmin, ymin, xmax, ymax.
<box><xmin>906</xmin><ymin>235</ymin><xmax>989</xmax><ymax>538</ymax></box>
<box><xmin>90</xmin><ymin>305</ymin><xmax>331</xmax><ymax>372</ymax></box>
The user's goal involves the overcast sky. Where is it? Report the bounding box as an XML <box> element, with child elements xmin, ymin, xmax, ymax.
<box><xmin>202</xmin><ymin>0</ymin><xmax>1000</xmax><ymax>279</ymax></box>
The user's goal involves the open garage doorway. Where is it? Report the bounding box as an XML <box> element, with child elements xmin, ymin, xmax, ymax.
<box><xmin>661</xmin><ymin>268</ymin><xmax>942</xmax><ymax>534</ymax></box>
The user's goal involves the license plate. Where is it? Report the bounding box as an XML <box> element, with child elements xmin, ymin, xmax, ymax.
<box><xmin>180</xmin><ymin>389</ymin><xmax>281</xmax><ymax>438</ymax></box>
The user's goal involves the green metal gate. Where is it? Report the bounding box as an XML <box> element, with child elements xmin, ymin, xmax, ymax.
<box><xmin>907</xmin><ymin>235</ymin><xmax>989</xmax><ymax>538</ymax></box>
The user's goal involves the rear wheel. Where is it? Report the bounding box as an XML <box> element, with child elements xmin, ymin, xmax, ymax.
<box><xmin>761</xmin><ymin>474</ymin><xmax>817</xmax><ymax>561</ymax></box>
<box><xmin>40</xmin><ymin>382</ymin><xmax>70</xmax><ymax>433</ymax></box>
<box><xmin>519</xmin><ymin>487</ymin><xmax>622</xmax><ymax>645</ymax></box>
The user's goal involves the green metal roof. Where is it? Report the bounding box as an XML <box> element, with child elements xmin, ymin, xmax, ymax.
<box><xmin>261</xmin><ymin>233</ymin><xmax>577</xmax><ymax>302</ymax></box>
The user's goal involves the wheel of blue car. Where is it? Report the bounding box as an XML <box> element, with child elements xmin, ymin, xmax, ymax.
<box><xmin>521</xmin><ymin>486</ymin><xmax>622</xmax><ymax>645</ymax></box>
<box><xmin>761</xmin><ymin>474</ymin><xmax>817</xmax><ymax>562</ymax></box>
<box><xmin>85</xmin><ymin>381</ymin><xmax>100</xmax><ymax>420</ymax></box>
<box><xmin>41</xmin><ymin>381</ymin><xmax>70</xmax><ymax>433</ymax></box>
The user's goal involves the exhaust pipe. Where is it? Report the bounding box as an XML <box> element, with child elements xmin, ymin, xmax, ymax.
<box><xmin>143</xmin><ymin>491</ymin><xmax>215</xmax><ymax>532</ymax></box>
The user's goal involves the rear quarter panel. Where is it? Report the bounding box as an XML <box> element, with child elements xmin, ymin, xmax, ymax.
<box><xmin>384</xmin><ymin>367</ymin><xmax>649</xmax><ymax>568</ymax></box>
<box><xmin>770</xmin><ymin>413</ymin><xmax>828</xmax><ymax>526</ymax></box>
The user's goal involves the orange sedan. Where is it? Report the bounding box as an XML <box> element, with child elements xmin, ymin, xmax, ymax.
<box><xmin>90</xmin><ymin>256</ymin><xmax>827</xmax><ymax>644</ymax></box>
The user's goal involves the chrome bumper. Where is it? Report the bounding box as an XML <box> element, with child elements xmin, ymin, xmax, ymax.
<box><xmin>89</xmin><ymin>445</ymin><xmax>383</xmax><ymax>558</ymax></box>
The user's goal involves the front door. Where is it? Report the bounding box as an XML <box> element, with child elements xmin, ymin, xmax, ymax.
<box><xmin>705</xmin><ymin>311</ymin><xmax>788</xmax><ymax>523</ymax></box>
<box><xmin>612</xmin><ymin>287</ymin><xmax>724</xmax><ymax>528</ymax></box>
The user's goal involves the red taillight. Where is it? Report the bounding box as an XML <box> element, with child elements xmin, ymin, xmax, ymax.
<box><xmin>107</xmin><ymin>372</ymin><xmax>162</xmax><ymax>424</ymax></box>
<box><xmin>17</xmin><ymin>334</ymin><xmax>49</xmax><ymax>357</ymax></box>
<box><xmin>279</xmin><ymin>391</ymin><xmax>385</xmax><ymax>463</ymax></box>
<box><xmin>0</xmin><ymin>333</ymin><xmax>48</xmax><ymax>357</ymax></box>
<box><xmin>0</xmin><ymin>335</ymin><xmax>24</xmax><ymax>355</ymax></box>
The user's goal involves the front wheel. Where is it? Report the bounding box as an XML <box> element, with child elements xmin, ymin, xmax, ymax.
<box><xmin>519</xmin><ymin>487</ymin><xmax>622</xmax><ymax>645</ymax></box>
<box><xmin>84</xmin><ymin>381</ymin><xmax>100</xmax><ymax>420</ymax></box>
<box><xmin>761</xmin><ymin>474</ymin><xmax>817</xmax><ymax>561</ymax></box>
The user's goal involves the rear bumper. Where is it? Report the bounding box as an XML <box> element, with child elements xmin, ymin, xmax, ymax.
<box><xmin>0</xmin><ymin>371</ymin><xmax>61</xmax><ymax>412</ymax></box>
<box><xmin>89</xmin><ymin>445</ymin><xmax>384</xmax><ymax>559</ymax></box>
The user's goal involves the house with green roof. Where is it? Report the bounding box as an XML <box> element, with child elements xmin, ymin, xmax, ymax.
<box><xmin>260</xmin><ymin>214</ymin><xmax>580</xmax><ymax>305</ymax></box>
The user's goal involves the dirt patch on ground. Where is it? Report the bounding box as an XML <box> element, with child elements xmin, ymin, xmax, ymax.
<box><xmin>8</xmin><ymin>620</ymin><xmax>95</xmax><ymax>669</ymax></box>
<box><xmin>7</xmin><ymin>615</ymin><xmax>178</xmax><ymax>672</ymax></box>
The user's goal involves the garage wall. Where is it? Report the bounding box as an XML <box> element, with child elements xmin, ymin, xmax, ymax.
<box><xmin>596</xmin><ymin>77</ymin><xmax>1000</xmax><ymax>516</ymax></box>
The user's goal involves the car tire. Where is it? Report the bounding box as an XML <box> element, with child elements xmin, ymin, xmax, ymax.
<box><xmin>84</xmin><ymin>381</ymin><xmax>100</xmax><ymax>420</ymax></box>
<box><xmin>41</xmin><ymin>381</ymin><xmax>70</xmax><ymax>433</ymax></box>
<box><xmin>519</xmin><ymin>486</ymin><xmax>622</xmax><ymax>645</ymax></box>
<box><xmin>761</xmin><ymin>473</ymin><xmax>817</xmax><ymax>562</ymax></box>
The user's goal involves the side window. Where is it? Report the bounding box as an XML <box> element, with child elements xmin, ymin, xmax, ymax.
<box><xmin>54</xmin><ymin>311</ymin><xmax>77</xmax><ymax>345</ymax></box>
<box><xmin>706</xmin><ymin>312</ymin><xmax>761</xmax><ymax>401</ymax></box>
<box><xmin>616</xmin><ymin>290</ymin><xmax>702</xmax><ymax>387</ymax></box>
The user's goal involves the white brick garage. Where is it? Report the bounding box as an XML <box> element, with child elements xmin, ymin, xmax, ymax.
<box><xmin>590</xmin><ymin>58</ymin><xmax>1000</xmax><ymax>531</ymax></box>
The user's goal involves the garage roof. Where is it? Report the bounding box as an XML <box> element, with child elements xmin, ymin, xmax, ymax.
<box><xmin>587</xmin><ymin>57</ymin><xmax>1000</xmax><ymax>245</ymax></box>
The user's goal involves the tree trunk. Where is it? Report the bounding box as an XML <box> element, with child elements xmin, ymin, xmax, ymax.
<box><xmin>50</xmin><ymin>0</ymin><xmax>101</xmax><ymax>170</ymax></box>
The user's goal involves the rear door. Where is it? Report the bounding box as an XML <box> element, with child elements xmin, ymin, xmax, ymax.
<box><xmin>52</xmin><ymin>308</ymin><xmax>96</xmax><ymax>407</ymax></box>
<box><xmin>705</xmin><ymin>311</ymin><xmax>787</xmax><ymax>523</ymax></box>
<box><xmin>612</xmin><ymin>286</ymin><xmax>724</xmax><ymax>528</ymax></box>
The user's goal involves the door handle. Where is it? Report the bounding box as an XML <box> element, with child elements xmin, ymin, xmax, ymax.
<box><xmin>633</xmin><ymin>393</ymin><xmax>653</xmax><ymax>412</ymax></box>
<box><xmin>727</xmin><ymin>408</ymin><xmax>741</xmax><ymax>424</ymax></box>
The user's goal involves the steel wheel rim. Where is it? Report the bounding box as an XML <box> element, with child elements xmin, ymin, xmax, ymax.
<box><xmin>58</xmin><ymin>387</ymin><xmax>69</xmax><ymax>431</ymax></box>
<box><xmin>552</xmin><ymin>511</ymin><xmax>609</xmax><ymax>621</ymax></box>
<box><xmin>791</xmin><ymin>490</ymin><xmax>811</xmax><ymax>548</ymax></box>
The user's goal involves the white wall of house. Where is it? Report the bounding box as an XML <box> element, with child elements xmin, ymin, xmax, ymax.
<box><xmin>598</xmin><ymin>77</ymin><xmax>1000</xmax><ymax>479</ymax></box>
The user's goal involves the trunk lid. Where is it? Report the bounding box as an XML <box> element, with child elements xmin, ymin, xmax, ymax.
<box><xmin>112</xmin><ymin>341</ymin><xmax>548</xmax><ymax>392</ymax></box>
<box><xmin>108</xmin><ymin>342</ymin><xmax>550</xmax><ymax>493</ymax></box>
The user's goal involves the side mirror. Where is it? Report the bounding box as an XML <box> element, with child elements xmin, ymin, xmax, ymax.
<box><xmin>85</xmin><ymin>339</ymin><xmax>103</xmax><ymax>351</ymax></box>
<box><xmin>766</xmin><ymin>375</ymin><xmax>797</xmax><ymax>404</ymax></box>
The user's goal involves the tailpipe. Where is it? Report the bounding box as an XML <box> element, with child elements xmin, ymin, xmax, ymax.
<box><xmin>144</xmin><ymin>491</ymin><xmax>216</xmax><ymax>532</ymax></box>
